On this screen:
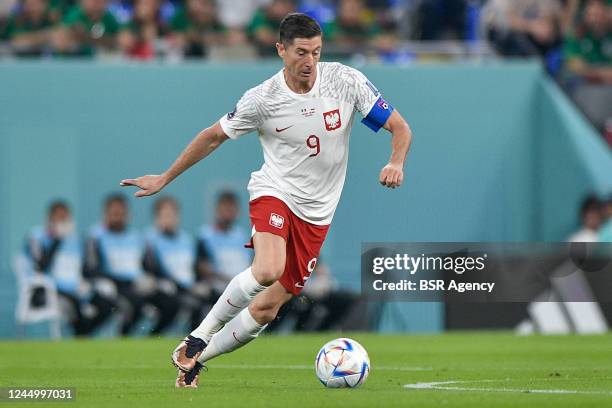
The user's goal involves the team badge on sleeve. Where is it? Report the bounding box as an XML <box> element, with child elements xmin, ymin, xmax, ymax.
<box><xmin>377</xmin><ymin>99</ymin><xmax>390</xmax><ymax>110</ymax></box>
<box><xmin>323</xmin><ymin>109</ymin><xmax>341</xmax><ymax>131</ymax></box>
<box><xmin>362</xmin><ymin>96</ymin><xmax>394</xmax><ymax>132</ymax></box>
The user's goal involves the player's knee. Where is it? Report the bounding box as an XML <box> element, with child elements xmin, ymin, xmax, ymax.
<box><xmin>249</xmin><ymin>302</ymin><xmax>279</xmax><ymax>325</ymax></box>
<box><xmin>252</xmin><ymin>261</ymin><xmax>285</xmax><ymax>286</ymax></box>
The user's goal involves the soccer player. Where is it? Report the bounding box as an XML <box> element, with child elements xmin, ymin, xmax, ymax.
<box><xmin>120</xmin><ymin>13</ymin><xmax>412</xmax><ymax>388</ymax></box>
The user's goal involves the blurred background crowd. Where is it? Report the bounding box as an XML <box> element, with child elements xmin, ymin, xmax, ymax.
<box><xmin>17</xmin><ymin>187</ymin><xmax>612</xmax><ymax>338</ymax></box>
<box><xmin>0</xmin><ymin>0</ymin><xmax>610</xmax><ymax>138</ymax></box>
<box><xmin>17</xmin><ymin>193</ymin><xmax>361</xmax><ymax>337</ymax></box>
<box><xmin>4</xmin><ymin>0</ymin><xmax>612</xmax><ymax>338</ymax></box>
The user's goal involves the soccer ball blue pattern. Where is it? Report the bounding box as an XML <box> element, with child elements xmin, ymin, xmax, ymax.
<box><xmin>315</xmin><ymin>338</ymin><xmax>370</xmax><ymax>388</ymax></box>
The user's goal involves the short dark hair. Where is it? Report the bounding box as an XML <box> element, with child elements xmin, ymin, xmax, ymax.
<box><xmin>154</xmin><ymin>196</ymin><xmax>179</xmax><ymax>215</ymax></box>
<box><xmin>581</xmin><ymin>195</ymin><xmax>602</xmax><ymax>217</ymax></box>
<box><xmin>105</xmin><ymin>193</ymin><xmax>128</xmax><ymax>209</ymax></box>
<box><xmin>48</xmin><ymin>200</ymin><xmax>70</xmax><ymax>217</ymax></box>
<box><xmin>279</xmin><ymin>13</ymin><xmax>322</xmax><ymax>46</ymax></box>
<box><xmin>217</xmin><ymin>190</ymin><xmax>238</xmax><ymax>206</ymax></box>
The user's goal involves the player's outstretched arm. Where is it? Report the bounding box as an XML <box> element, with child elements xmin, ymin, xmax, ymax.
<box><xmin>120</xmin><ymin>122</ymin><xmax>229</xmax><ymax>197</ymax></box>
<box><xmin>379</xmin><ymin>110</ymin><xmax>412</xmax><ymax>189</ymax></box>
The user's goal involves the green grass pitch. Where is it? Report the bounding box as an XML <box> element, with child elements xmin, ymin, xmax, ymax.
<box><xmin>1</xmin><ymin>332</ymin><xmax>611</xmax><ymax>407</ymax></box>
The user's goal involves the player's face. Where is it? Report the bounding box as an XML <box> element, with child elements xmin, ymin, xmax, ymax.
<box><xmin>277</xmin><ymin>36</ymin><xmax>322</xmax><ymax>84</ymax></box>
<box><xmin>24</xmin><ymin>0</ymin><xmax>47</xmax><ymax>17</ymax></box>
<box><xmin>156</xmin><ymin>203</ymin><xmax>179</xmax><ymax>233</ymax></box>
<box><xmin>48</xmin><ymin>206</ymin><xmax>74</xmax><ymax>237</ymax></box>
<box><xmin>216</xmin><ymin>200</ymin><xmax>238</xmax><ymax>228</ymax></box>
<box><xmin>135</xmin><ymin>0</ymin><xmax>159</xmax><ymax>21</ymax></box>
<box><xmin>81</xmin><ymin>0</ymin><xmax>107</xmax><ymax>16</ymax></box>
<box><xmin>584</xmin><ymin>208</ymin><xmax>602</xmax><ymax>230</ymax></box>
<box><xmin>105</xmin><ymin>201</ymin><xmax>128</xmax><ymax>231</ymax></box>
<box><xmin>584</xmin><ymin>0</ymin><xmax>607</xmax><ymax>33</ymax></box>
<box><xmin>49</xmin><ymin>207</ymin><xmax>70</xmax><ymax>227</ymax></box>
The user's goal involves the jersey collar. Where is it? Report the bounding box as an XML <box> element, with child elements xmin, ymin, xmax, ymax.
<box><xmin>279</xmin><ymin>63</ymin><xmax>320</xmax><ymax>98</ymax></box>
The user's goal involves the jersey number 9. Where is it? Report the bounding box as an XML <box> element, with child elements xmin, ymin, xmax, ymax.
<box><xmin>306</xmin><ymin>135</ymin><xmax>320</xmax><ymax>157</ymax></box>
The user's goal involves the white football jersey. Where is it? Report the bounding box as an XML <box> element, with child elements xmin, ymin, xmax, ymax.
<box><xmin>219</xmin><ymin>62</ymin><xmax>392</xmax><ymax>225</ymax></box>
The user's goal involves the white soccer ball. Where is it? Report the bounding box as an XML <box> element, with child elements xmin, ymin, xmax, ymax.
<box><xmin>315</xmin><ymin>338</ymin><xmax>370</xmax><ymax>388</ymax></box>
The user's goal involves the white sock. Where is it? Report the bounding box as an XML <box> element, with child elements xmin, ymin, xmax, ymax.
<box><xmin>190</xmin><ymin>267</ymin><xmax>266</xmax><ymax>343</ymax></box>
<box><xmin>197</xmin><ymin>308</ymin><xmax>266</xmax><ymax>364</ymax></box>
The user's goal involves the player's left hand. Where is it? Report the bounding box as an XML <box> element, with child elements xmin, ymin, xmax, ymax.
<box><xmin>379</xmin><ymin>162</ymin><xmax>403</xmax><ymax>189</ymax></box>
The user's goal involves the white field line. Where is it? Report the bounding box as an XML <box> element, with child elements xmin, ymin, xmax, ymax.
<box><xmin>213</xmin><ymin>364</ymin><xmax>432</xmax><ymax>371</ymax></box>
<box><xmin>404</xmin><ymin>380</ymin><xmax>612</xmax><ymax>396</ymax></box>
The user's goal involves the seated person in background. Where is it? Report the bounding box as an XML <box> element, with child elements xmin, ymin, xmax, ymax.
<box><xmin>598</xmin><ymin>195</ymin><xmax>612</xmax><ymax>241</ymax></box>
<box><xmin>25</xmin><ymin>200</ymin><xmax>113</xmax><ymax>336</ymax></box>
<box><xmin>373</xmin><ymin>20</ymin><xmax>411</xmax><ymax>64</ymax></box>
<box><xmin>144</xmin><ymin>196</ymin><xmax>208</xmax><ymax>332</ymax></box>
<box><xmin>215</xmin><ymin>0</ymin><xmax>268</xmax><ymax>28</ymax></box>
<box><xmin>198</xmin><ymin>191</ymin><xmax>252</xmax><ymax>295</ymax></box>
<box><xmin>417</xmin><ymin>0</ymin><xmax>466</xmax><ymax>40</ymax></box>
<box><xmin>564</xmin><ymin>0</ymin><xmax>612</xmax><ymax>133</ymax></box>
<box><xmin>85</xmin><ymin>193</ymin><xmax>152</xmax><ymax>335</ymax></box>
<box><xmin>248</xmin><ymin>0</ymin><xmax>294</xmax><ymax>56</ymax></box>
<box><xmin>605</xmin><ymin>192</ymin><xmax>612</xmax><ymax>216</ymax></box>
<box><xmin>48</xmin><ymin>0</ymin><xmax>77</xmax><ymax>22</ymax></box>
<box><xmin>270</xmin><ymin>260</ymin><xmax>358</xmax><ymax>332</ymax></box>
<box><xmin>5</xmin><ymin>0</ymin><xmax>55</xmax><ymax>56</ymax></box>
<box><xmin>565</xmin><ymin>0</ymin><xmax>612</xmax><ymax>83</ymax></box>
<box><xmin>117</xmin><ymin>0</ymin><xmax>169</xmax><ymax>60</ymax></box>
<box><xmin>323</xmin><ymin>0</ymin><xmax>379</xmax><ymax>49</ymax></box>
<box><xmin>0</xmin><ymin>0</ymin><xmax>19</xmax><ymax>36</ymax></box>
<box><xmin>561</xmin><ymin>0</ymin><xmax>612</xmax><ymax>34</ymax></box>
<box><xmin>0</xmin><ymin>0</ymin><xmax>19</xmax><ymax>18</ymax></box>
<box><xmin>568</xmin><ymin>195</ymin><xmax>603</xmax><ymax>242</ymax></box>
<box><xmin>300</xmin><ymin>261</ymin><xmax>358</xmax><ymax>331</ymax></box>
<box><xmin>483</xmin><ymin>0</ymin><xmax>563</xmax><ymax>57</ymax></box>
<box><xmin>51</xmin><ymin>0</ymin><xmax>120</xmax><ymax>56</ymax></box>
<box><xmin>561</xmin><ymin>0</ymin><xmax>581</xmax><ymax>34</ymax></box>
<box><xmin>169</xmin><ymin>0</ymin><xmax>226</xmax><ymax>57</ymax></box>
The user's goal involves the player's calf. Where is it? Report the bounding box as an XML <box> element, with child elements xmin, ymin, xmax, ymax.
<box><xmin>249</xmin><ymin>282</ymin><xmax>293</xmax><ymax>325</ymax></box>
<box><xmin>189</xmin><ymin>267</ymin><xmax>267</xmax><ymax>342</ymax></box>
<box><xmin>249</xmin><ymin>297</ymin><xmax>283</xmax><ymax>325</ymax></box>
<box><xmin>192</xmin><ymin>283</ymin><xmax>293</xmax><ymax>365</ymax></box>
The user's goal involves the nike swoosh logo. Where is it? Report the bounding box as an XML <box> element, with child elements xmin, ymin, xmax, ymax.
<box><xmin>276</xmin><ymin>125</ymin><xmax>294</xmax><ymax>132</ymax></box>
<box><xmin>226</xmin><ymin>298</ymin><xmax>240</xmax><ymax>308</ymax></box>
<box><xmin>295</xmin><ymin>283</ymin><xmax>304</xmax><ymax>288</ymax></box>
<box><xmin>232</xmin><ymin>331</ymin><xmax>245</xmax><ymax>344</ymax></box>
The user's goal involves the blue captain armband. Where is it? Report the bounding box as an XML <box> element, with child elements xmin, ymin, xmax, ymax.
<box><xmin>361</xmin><ymin>97</ymin><xmax>394</xmax><ymax>132</ymax></box>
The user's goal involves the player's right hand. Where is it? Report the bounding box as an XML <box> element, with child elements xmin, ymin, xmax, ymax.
<box><xmin>120</xmin><ymin>174</ymin><xmax>167</xmax><ymax>197</ymax></box>
<box><xmin>379</xmin><ymin>162</ymin><xmax>403</xmax><ymax>189</ymax></box>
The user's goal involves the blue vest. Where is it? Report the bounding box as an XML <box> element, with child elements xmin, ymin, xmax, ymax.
<box><xmin>90</xmin><ymin>224</ymin><xmax>144</xmax><ymax>281</ymax></box>
<box><xmin>199</xmin><ymin>225</ymin><xmax>252</xmax><ymax>281</ymax></box>
<box><xmin>599</xmin><ymin>219</ymin><xmax>612</xmax><ymax>242</ymax></box>
<box><xmin>28</xmin><ymin>226</ymin><xmax>83</xmax><ymax>294</ymax></box>
<box><xmin>145</xmin><ymin>227</ymin><xmax>196</xmax><ymax>289</ymax></box>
